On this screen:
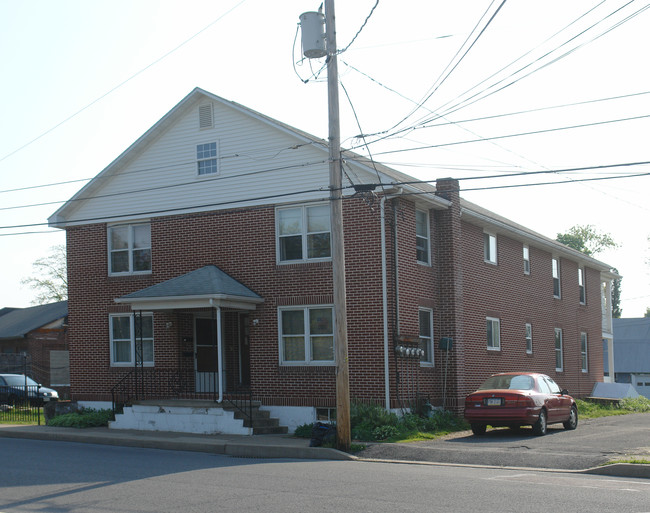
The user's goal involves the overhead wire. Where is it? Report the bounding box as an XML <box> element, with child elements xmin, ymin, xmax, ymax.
<box><xmin>0</xmin><ymin>0</ymin><xmax>248</xmax><ymax>166</ymax></box>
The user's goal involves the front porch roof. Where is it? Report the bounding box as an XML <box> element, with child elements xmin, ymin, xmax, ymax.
<box><xmin>114</xmin><ymin>265</ymin><xmax>264</xmax><ymax>311</ymax></box>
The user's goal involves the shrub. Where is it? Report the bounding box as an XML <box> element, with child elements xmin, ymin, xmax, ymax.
<box><xmin>294</xmin><ymin>422</ymin><xmax>314</xmax><ymax>438</ymax></box>
<box><xmin>47</xmin><ymin>408</ymin><xmax>114</xmax><ymax>428</ymax></box>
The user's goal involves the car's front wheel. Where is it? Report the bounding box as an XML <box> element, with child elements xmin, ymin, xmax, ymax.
<box><xmin>563</xmin><ymin>405</ymin><xmax>578</xmax><ymax>430</ymax></box>
<box><xmin>471</xmin><ymin>423</ymin><xmax>487</xmax><ymax>435</ymax></box>
<box><xmin>532</xmin><ymin>409</ymin><xmax>547</xmax><ymax>436</ymax></box>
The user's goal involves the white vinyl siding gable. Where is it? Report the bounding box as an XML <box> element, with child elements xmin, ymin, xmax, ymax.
<box><xmin>54</xmin><ymin>100</ymin><xmax>342</xmax><ymax>224</ymax></box>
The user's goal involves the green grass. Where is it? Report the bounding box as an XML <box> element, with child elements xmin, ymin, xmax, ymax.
<box><xmin>602</xmin><ymin>458</ymin><xmax>650</xmax><ymax>466</ymax></box>
<box><xmin>577</xmin><ymin>396</ymin><xmax>650</xmax><ymax>418</ymax></box>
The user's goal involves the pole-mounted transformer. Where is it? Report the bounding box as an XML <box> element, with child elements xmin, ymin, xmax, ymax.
<box><xmin>299</xmin><ymin>11</ymin><xmax>327</xmax><ymax>58</ymax></box>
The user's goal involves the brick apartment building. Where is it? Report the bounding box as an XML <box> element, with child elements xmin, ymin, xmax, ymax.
<box><xmin>48</xmin><ymin>88</ymin><xmax>616</xmax><ymax>429</ymax></box>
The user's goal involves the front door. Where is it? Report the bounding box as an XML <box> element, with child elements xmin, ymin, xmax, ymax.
<box><xmin>194</xmin><ymin>317</ymin><xmax>221</xmax><ymax>393</ymax></box>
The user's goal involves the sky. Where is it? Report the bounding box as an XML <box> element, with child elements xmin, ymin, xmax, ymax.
<box><xmin>0</xmin><ymin>0</ymin><xmax>648</xmax><ymax>316</ymax></box>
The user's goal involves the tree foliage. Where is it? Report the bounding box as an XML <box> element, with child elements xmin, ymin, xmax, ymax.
<box><xmin>21</xmin><ymin>244</ymin><xmax>68</xmax><ymax>305</ymax></box>
<box><xmin>556</xmin><ymin>225</ymin><xmax>621</xmax><ymax>317</ymax></box>
<box><xmin>556</xmin><ymin>224</ymin><xmax>618</xmax><ymax>257</ymax></box>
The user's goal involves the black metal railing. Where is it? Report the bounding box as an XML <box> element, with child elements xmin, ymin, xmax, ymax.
<box><xmin>0</xmin><ymin>385</ymin><xmax>42</xmax><ymax>425</ymax></box>
<box><xmin>110</xmin><ymin>369</ymin><xmax>254</xmax><ymax>426</ymax></box>
<box><xmin>223</xmin><ymin>386</ymin><xmax>253</xmax><ymax>425</ymax></box>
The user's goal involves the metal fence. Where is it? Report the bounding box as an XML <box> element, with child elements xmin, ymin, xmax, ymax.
<box><xmin>0</xmin><ymin>385</ymin><xmax>42</xmax><ymax>424</ymax></box>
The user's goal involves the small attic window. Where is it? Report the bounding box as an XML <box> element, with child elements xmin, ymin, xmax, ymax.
<box><xmin>199</xmin><ymin>104</ymin><xmax>213</xmax><ymax>129</ymax></box>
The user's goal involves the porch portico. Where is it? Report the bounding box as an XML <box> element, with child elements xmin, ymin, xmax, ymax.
<box><xmin>114</xmin><ymin>266</ymin><xmax>263</xmax><ymax>404</ymax></box>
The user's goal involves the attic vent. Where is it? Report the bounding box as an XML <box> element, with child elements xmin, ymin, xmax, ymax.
<box><xmin>199</xmin><ymin>104</ymin><xmax>213</xmax><ymax>129</ymax></box>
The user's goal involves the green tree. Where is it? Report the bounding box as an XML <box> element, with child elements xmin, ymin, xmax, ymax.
<box><xmin>556</xmin><ymin>225</ymin><xmax>618</xmax><ymax>257</ymax></box>
<box><xmin>644</xmin><ymin>307</ymin><xmax>650</xmax><ymax>318</ymax></box>
<box><xmin>556</xmin><ymin>225</ymin><xmax>621</xmax><ymax>316</ymax></box>
<box><xmin>21</xmin><ymin>244</ymin><xmax>68</xmax><ymax>305</ymax></box>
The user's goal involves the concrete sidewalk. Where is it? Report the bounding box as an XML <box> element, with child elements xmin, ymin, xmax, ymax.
<box><xmin>1</xmin><ymin>424</ymin><xmax>648</xmax><ymax>479</ymax></box>
<box><xmin>0</xmin><ymin>424</ymin><xmax>354</xmax><ymax>460</ymax></box>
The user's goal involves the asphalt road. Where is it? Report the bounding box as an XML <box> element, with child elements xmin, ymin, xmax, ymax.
<box><xmin>2</xmin><ymin>437</ymin><xmax>650</xmax><ymax>513</ymax></box>
<box><xmin>358</xmin><ymin>412</ymin><xmax>650</xmax><ymax>470</ymax></box>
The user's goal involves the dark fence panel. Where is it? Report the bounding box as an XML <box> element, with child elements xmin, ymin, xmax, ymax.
<box><xmin>0</xmin><ymin>385</ymin><xmax>42</xmax><ymax>424</ymax></box>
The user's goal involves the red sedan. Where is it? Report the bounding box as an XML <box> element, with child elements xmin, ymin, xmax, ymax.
<box><xmin>464</xmin><ymin>372</ymin><xmax>578</xmax><ymax>436</ymax></box>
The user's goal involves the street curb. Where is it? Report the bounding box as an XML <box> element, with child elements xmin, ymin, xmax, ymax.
<box><xmin>356</xmin><ymin>457</ymin><xmax>650</xmax><ymax>479</ymax></box>
<box><xmin>0</xmin><ymin>426</ymin><xmax>356</xmax><ymax>461</ymax></box>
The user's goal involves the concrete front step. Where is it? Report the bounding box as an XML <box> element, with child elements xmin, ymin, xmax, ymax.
<box><xmin>113</xmin><ymin>399</ymin><xmax>288</xmax><ymax>436</ymax></box>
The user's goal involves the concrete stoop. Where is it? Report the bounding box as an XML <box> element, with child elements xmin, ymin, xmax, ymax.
<box><xmin>110</xmin><ymin>400</ymin><xmax>287</xmax><ymax>436</ymax></box>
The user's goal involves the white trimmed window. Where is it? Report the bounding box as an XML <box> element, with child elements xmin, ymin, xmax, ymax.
<box><xmin>416</xmin><ymin>209</ymin><xmax>430</xmax><ymax>264</ymax></box>
<box><xmin>277</xmin><ymin>204</ymin><xmax>331</xmax><ymax>263</ymax></box>
<box><xmin>197</xmin><ymin>142</ymin><xmax>218</xmax><ymax>175</ymax></box>
<box><xmin>552</xmin><ymin>258</ymin><xmax>561</xmax><ymax>298</ymax></box>
<box><xmin>581</xmin><ymin>332</ymin><xmax>588</xmax><ymax>372</ymax></box>
<box><xmin>578</xmin><ymin>268</ymin><xmax>586</xmax><ymax>304</ymax></box>
<box><xmin>487</xmin><ymin>317</ymin><xmax>501</xmax><ymax>351</ymax></box>
<box><xmin>279</xmin><ymin>306</ymin><xmax>334</xmax><ymax>365</ymax></box>
<box><xmin>523</xmin><ymin>245</ymin><xmax>530</xmax><ymax>274</ymax></box>
<box><xmin>108</xmin><ymin>223</ymin><xmax>151</xmax><ymax>275</ymax></box>
<box><xmin>484</xmin><ymin>232</ymin><xmax>497</xmax><ymax>264</ymax></box>
<box><xmin>555</xmin><ymin>328</ymin><xmax>563</xmax><ymax>371</ymax></box>
<box><xmin>110</xmin><ymin>313</ymin><xmax>154</xmax><ymax>366</ymax></box>
<box><xmin>525</xmin><ymin>323</ymin><xmax>533</xmax><ymax>354</ymax></box>
<box><xmin>419</xmin><ymin>308</ymin><xmax>434</xmax><ymax>364</ymax></box>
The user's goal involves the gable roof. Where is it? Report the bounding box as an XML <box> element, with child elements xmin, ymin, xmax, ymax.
<box><xmin>114</xmin><ymin>265</ymin><xmax>263</xmax><ymax>311</ymax></box>
<box><xmin>613</xmin><ymin>318</ymin><xmax>650</xmax><ymax>372</ymax></box>
<box><xmin>47</xmin><ymin>87</ymin><xmax>614</xmax><ymax>274</ymax></box>
<box><xmin>0</xmin><ymin>301</ymin><xmax>68</xmax><ymax>340</ymax></box>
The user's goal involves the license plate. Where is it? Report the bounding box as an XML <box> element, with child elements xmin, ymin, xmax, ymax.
<box><xmin>486</xmin><ymin>398</ymin><xmax>502</xmax><ymax>406</ymax></box>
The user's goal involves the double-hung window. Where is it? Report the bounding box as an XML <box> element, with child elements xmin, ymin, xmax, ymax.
<box><xmin>109</xmin><ymin>223</ymin><xmax>151</xmax><ymax>275</ymax></box>
<box><xmin>277</xmin><ymin>204</ymin><xmax>331</xmax><ymax>262</ymax></box>
<box><xmin>484</xmin><ymin>232</ymin><xmax>497</xmax><ymax>264</ymax></box>
<box><xmin>487</xmin><ymin>317</ymin><xmax>501</xmax><ymax>351</ymax></box>
<box><xmin>525</xmin><ymin>323</ymin><xmax>533</xmax><ymax>354</ymax></box>
<box><xmin>197</xmin><ymin>142</ymin><xmax>218</xmax><ymax>175</ymax></box>
<box><xmin>580</xmin><ymin>332</ymin><xmax>588</xmax><ymax>372</ymax></box>
<box><xmin>552</xmin><ymin>258</ymin><xmax>561</xmax><ymax>298</ymax></box>
<box><xmin>578</xmin><ymin>268</ymin><xmax>586</xmax><ymax>304</ymax></box>
<box><xmin>415</xmin><ymin>209</ymin><xmax>430</xmax><ymax>264</ymax></box>
<box><xmin>279</xmin><ymin>306</ymin><xmax>334</xmax><ymax>365</ymax></box>
<box><xmin>419</xmin><ymin>308</ymin><xmax>434</xmax><ymax>364</ymax></box>
<box><xmin>110</xmin><ymin>313</ymin><xmax>154</xmax><ymax>366</ymax></box>
<box><xmin>555</xmin><ymin>328</ymin><xmax>563</xmax><ymax>371</ymax></box>
<box><xmin>523</xmin><ymin>245</ymin><xmax>530</xmax><ymax>274</ymax></box>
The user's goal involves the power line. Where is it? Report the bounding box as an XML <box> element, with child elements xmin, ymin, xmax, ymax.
<box><xmin>337</xmin><ymin>0</ymin><xmax>380</xmax><ymax>55</ymax></box>
<box><xmin>0</xmin><ymin>0</ymin><xmax>248</xmax><ymax>166</ymax></box>
<box><xmin>358</xmin><ymin>113</ymin><xmax>650</xmax><ymax>157</ymax></box>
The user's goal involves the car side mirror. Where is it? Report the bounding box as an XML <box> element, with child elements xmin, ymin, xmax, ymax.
<box><xmin>561</xmin><ymin>389</ymin><xmax>569</xmax><ymax>395</ymax></box>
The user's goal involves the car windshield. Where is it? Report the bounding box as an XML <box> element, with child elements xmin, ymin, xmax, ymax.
<box><xmin>2</xmin><ymin>375</ymin><xmax>38</xmax><ymax>386</ymax></box>
<box><xmin>478</xmin><ymin>374</ymin><xmax>535</xmax><ymax>391</ymax></box>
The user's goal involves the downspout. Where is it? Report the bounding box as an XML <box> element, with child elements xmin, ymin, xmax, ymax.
<box><xmin>381</xmin><ymin>189</ymin><xmax>402</xmax><ymax>411</ymax></box>
<box><xmin>381</xmin><ymin>196</ymin><xmax>390</xmax><ymax>411</ymax></box>
<box><xmin>209</xmin><ymin>299</ymin><xmax>224</xmax><ymax>403</ymax></box>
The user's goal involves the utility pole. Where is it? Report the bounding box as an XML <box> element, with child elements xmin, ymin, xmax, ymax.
<box><xmin>300</xmin><ymin>0</ymin><xmax>350</xmax><ymax>452</ymax></box>
<box><xmin>325</xmin><ymin>0</ymin><xmax>350</xmax><ymax>452</ymax></box>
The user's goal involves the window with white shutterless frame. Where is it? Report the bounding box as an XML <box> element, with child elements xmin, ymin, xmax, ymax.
<box><xmin>415</xmin><ymin>209</ymin><xmax>430</xmax><ymax>265</ymax></box>
<box><xmin>523</xmin><ymin>244</ymin><xmax>530</xmax><ymax>274</ymax></box>
<box><xmin>108</xmin><ymin>223</ymin><xmax>151</xmax><ymax>276</ymax></box>
<box><xmin>525</xmin><ymin>323</ymin><xmax>533</xmax><ymax>354</ymax></box>
<box><xmin>484</xmin><ymin>232</ymin><xmax>497</xmax><ymax>264</ymax></box>
<box><xmin>555</xmin><ymin>327</ymin><xmax>564</xmax><ymax>371</ymax></box>
<box><xmin>418</xmin><ymin>308</ymin><xmax>434</xmax><ymax>365</ymax></box>
<box><xmin>487</xmin><ymin>317</ymin><xmax>501</xmax><ymax>350</ymax></box>
<box><xmin>578</xmin><ymin>267</ymin><xmax>586</xmax><ymax>304</ymax></box>
<box><xmin>580</xmin><ymin>332</ymin><xmax>588</xmax><ymax>372</ymax></box>
<box><xmin>109</xmin><ymin>313</ymin><xmax>154</xmax><ymax>367</ymax></box>
<box><xmin>278</xmin><ymin>305</ymin><xmax>335</xmax><ymax>365</ymax></box>
<box><xmin>196</xmin><ymin>141</ymin><xmax>218</xmax><ymax>176</ymax></box>
<box><xmin>276</xmin><ymin>204</ymin><xmax>331</xmax><ymax>263</ymax></box>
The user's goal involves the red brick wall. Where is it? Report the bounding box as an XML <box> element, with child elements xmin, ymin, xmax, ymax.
<box><xmin>66</xmin><ymin>188</ymin><xmax>603</xmax><ymax>408</ymax></box>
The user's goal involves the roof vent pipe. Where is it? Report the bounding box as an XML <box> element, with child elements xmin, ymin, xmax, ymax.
<box><xmin>299</xmin><ymin>11</ymin><xmax>327</xmax><ymax>58</ymax></box>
